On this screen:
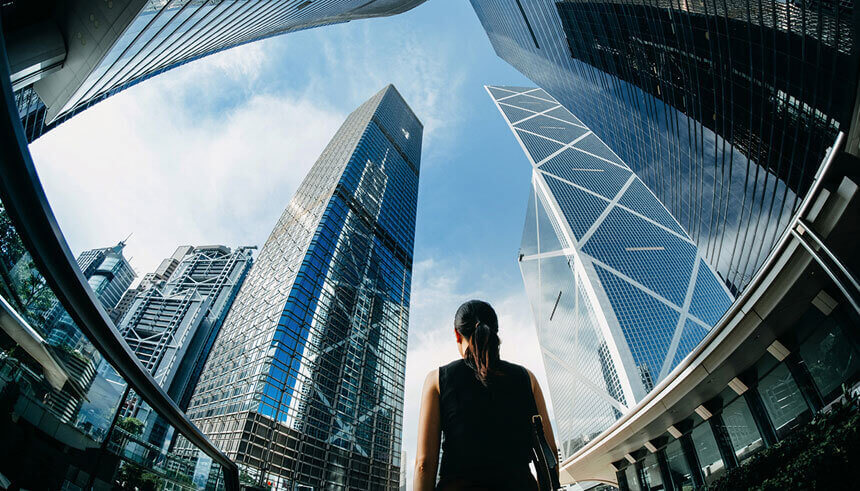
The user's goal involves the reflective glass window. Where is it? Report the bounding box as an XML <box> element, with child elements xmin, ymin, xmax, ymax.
<box><xmin>722</xmin><ymin>396</ymin><xmax>764</xmax><ymax>462</ymax></box>
<box><xmin>800</xmin><ymin>321</ymin><xmax>860</xmax><ymax>399</ymax></box>
<box><xmin>691</xmin><ymin>422</ymin><xmax>724</xmax><ymax>485</ymax></box>
<box><xmin>757</xmin><ymin>363</ymin><xmax>809</xmax><ymax>438</ymax></box>
<box><xmin>664</xmin><ymin>438</ymin><xmax>693</xmax><ymax>490</ymax></box>
<box><xmin>640</xmin><ymin>452</ymin><xmax>664</xmax><ymax>490</ymax></box>
<box><xmin>625</xmin><ymin>464</ymin><xmax>642</xmax><ymax>491</ymax></box>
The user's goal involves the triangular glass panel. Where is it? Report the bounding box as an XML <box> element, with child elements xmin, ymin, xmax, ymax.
<box><xmin>520</xmin><ymin>184</ymin><xmax>539</xmax><ymax>257</ymax></box>
<box><xmin>497</xmin><ymin>85</ymin><xmax>540</xmax><ymax>93</ymax></box>
<box><xmin>541</xmin><ymin>173</ymin><xmax>609</xmax><ymax>240</ymax></box>
<box><xmin>528</xmin><ymin>89</ymin><xmax>557</xmax><ymax>103</ymax></box>
<box><xmin>540</xmin><ymin>148</ymin><xmax>632</xmax><ymax>200</ymax></box>
<box><xmin>669</xmin><ymin>318</ymin><xmax>710</xmax><ymax>371</ymax></box>
<box><xmin>488</xmin><ymin>86</ymin><xmax>521</xmax><ymax>100</ymax></box>
<box><xmin>503</xmin><ymin>94</ymin><xmax>558</xmax><ymax>113</ymax></box>
<box><xmin>516</xmin><ymin>129</ymin><xmax>564</xmax><ymax>163</ymax></box>
<box><xmin>536</xmin><ymin>190</ymin><xmax>566</xmax><ymax>254</ymax></box>
<box><xmin>545</xmin><ymin>106</ymin><xmax>584</xmax><ymax>126</ymax></box>
<box><xmin>573</xmin><ymin>133</ymin><xmax>626</xmax><ymax>166</ymax></box>
<box><xmin>593</xmin><ymin>265</ymin><xmax>680</xmax><ymax>390</ymax></box>
<box><xmin>618</xmin><ymin>179</ymin><xmax>687</xmax><ymax>236</ymax></box>
<box><xmin>499</xmin><ymin>103</ymin><xmax>536</xmax><ymax>123</ymax></box>
<box><xmin>688</xmin><ymin>260</ymin><xmax>733</xmax><ymax>326</ymax></box>
<box><xmin>582</xmin><ymin>206</ymin><xmax>697</xmax><ymax>305</ymax></box>
<box><xmin>515</xmin><ymin>115</ymin><xmax>589</xmax><ymax>145</ymax></box>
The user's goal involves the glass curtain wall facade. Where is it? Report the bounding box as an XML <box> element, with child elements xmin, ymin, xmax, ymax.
<box><xmin>470</xmin><ymin>0</ymin><xmax>859</xmax><ymax>294</ymax></box>
<box><xmin>487</xmin><ymin>86</ymin><xmax>733</xmax><ymax>457</ymax></box>
<box><xmin>181</xmin><ymin>85</ymin><xmax>421</xmax><ymax>489</ymax></box>
<box><xmin>118</xmin><ymin>245</ymin><xmax>253</xmax><ymax>449</ymax></box>
<box><xmin>36</xmin><ymin>242</ymin><xmax>135</xmax><ymax>424</ymax></box>
<box><xmin>13</xmin><ymin>0</ymin><xmax>427</xmax><ymax>142</ymax></box>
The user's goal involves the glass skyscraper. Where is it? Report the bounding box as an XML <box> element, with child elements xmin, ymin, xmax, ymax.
<box><xmin>487</xmin><ymin>86</ymin><xmax>733</xmax><ymax>458</ymax></box>
<box><xmin>45</xmin><ymin>241</ymin><xmax>136</xmax><ymax>350</ymax></box>
<box><xmin>182</xmin><ymin>85</ymin><xmax>421</xmax><ymax>489</ymax></box>
<box><xmin>10</xmin><ymin>0</ymin><xmax>427</xmax><ymax>141</ymax></box>
<box><xmin>470</xmin><ymin>0</ymin><xmax>857</xmax><ymax>295</ymax></box>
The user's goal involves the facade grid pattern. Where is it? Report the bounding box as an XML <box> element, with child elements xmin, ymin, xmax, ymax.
<box><xmin>488</xmin><ymin>85</ymin><xmax>733</xmax><ymax>458</ymax></box>
<box><xmin>471</xmin><ymin>0</ymin><xmax>858</xmax><ymax>294</ymax></box>
<box><xmin>181</xmin><ymin>85</ymin><xmax>421</xmax><ymax>490</ymax></box>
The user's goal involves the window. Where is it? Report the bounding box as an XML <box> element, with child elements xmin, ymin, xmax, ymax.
<box><xmin>691</xmin><ymin>423</ymin><xmax>724</xmax><ymax>485</ymax></box>
<box><xmin>757</xmin><ymin>363</ymin><xmax>809</xmax><ymax>438</ymax></box>
<box><xmin>722</xmin><ymin>397</ymin><xmax>764</xmax><ymax>462</ymax></box>
<box><xmin>665</xmin><ymin>439</ymin><xmax>693</xmax><ymax>490</ymax></box>
<box><xmin>800</xmin><ymin>322</ymin><xmax>860</xmax><ymax>399</ymax></box>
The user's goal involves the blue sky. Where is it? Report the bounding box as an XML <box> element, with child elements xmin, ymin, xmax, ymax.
<box><xmin>28</xmin><ymin>1</ymin><xmax>552</xmax><ymax>486</ymax></box>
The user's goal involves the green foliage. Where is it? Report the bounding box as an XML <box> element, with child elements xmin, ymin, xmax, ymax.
<box><xmin>0</xmin><ymin>203</ymin><xmax>26</xmax><ymax>268</ymax></box>
<box><xmin>708</xmin><ymin>387</ymin><xmax>860</xmax><ymax>490</ymax></box>
<box><xmin>115</xmin><ymin>461</ymin><xmax>164</xmax><ymax>491</ymax></box>
<box><xmin>118</xmin><ymin>416</ymin><xmax>145</xmax><ymax>436</ymax></box>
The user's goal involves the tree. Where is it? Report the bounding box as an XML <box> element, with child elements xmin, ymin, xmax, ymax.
<box><xmin>118</xmin><ymin>416</ymin><xmax>145</xmax><ymax>436</ymax></box>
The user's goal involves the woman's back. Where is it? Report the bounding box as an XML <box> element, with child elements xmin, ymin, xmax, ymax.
<box><xmin>437</xmin><ymin>358</ymin><xmax>536</xmax><ymax>489</ymax></box>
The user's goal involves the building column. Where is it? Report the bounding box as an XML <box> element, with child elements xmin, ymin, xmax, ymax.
<box><xmin>708</xmin><ymin>415</ymin><xmax>738</xmax><ymax>471</ymax></box>
<box><xmin>743</xmin><ymin>389</ymin><xmax>778</xmax><ymax>447</ymax></box>
<box><xmin>679</xmin><ymin>434</ymin><xmax>705</xmax><ymax>489</ymax></box>
<box><xmin>784</xmin><ymin>353</ymin><xmax>824</xmax><ymax>413</ymax></box>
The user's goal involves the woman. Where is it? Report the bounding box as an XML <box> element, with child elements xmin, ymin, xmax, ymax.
<box><xmin>413</xmin><ymin>300</ymin><xmax>558</xmax><ymax>490</ymax></box>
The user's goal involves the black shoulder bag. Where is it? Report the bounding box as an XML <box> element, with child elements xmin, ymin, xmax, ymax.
<box><xmin>525</xmin><ymin>367</ymin><xmax>560</xmax><ymax>491</ymax></box>
<box><xmin>530</xmin><ymin>414</ymin><xmax>561</xmax><ymax>491</ymax></box>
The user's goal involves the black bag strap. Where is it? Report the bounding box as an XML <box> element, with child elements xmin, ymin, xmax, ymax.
<box><xmin>523</xmin><ymin>366</ymin><xmax>560</xmax><ymax>491</ymax></box>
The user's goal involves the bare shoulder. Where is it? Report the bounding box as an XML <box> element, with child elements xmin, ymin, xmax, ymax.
<box><xmin>423</xmin><ymin>368</ymin><xmax>440</xmax><ymax>393</ymax></box>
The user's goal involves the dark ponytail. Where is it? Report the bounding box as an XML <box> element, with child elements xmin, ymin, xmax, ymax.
<box><xmin>455</xmin><ymin>300</ymin><xmax>501</xmax><ymax>386</ymax></box>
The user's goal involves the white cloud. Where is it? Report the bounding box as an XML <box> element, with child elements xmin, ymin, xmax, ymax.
<box><xmin>401</xmin><ymin>257</ymin><xmax>551</xmax><ymax>490</ymax></box>
<box><xmin>28</xmin><ymin>43</ymin><xmax>345</xmax><ymax>278</ymax></box>
<box><xmin>313</xmin><ymin>21</ymin><xmax>467</xmax><ymax>159</ymax></box>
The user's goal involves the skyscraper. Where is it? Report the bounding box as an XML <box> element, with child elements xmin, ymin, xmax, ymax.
<box><xmin>46</xmin><ymin>241</ymin><xmax>135</xmax><ymax>349</ymax></box>
<box><xmin>470</xmin><ymin>0</ymin><xmax>857</xmax><ymax>294</ymax></box>
<box><xmin>42</xmin><ymin>241</ymin><xmax>135</xmax><ymax>424</ymax></box>
<box><xmin>118</xmin><ymin>245</ymin><xmax>253</xmax><ymax>412</ymax></box>
<box><xmin>5</xmin><ymin>0</ymin><xmax>427</xmax><ymax>141</ymax></box>
<box><xmin>183</xmin><ymin>85</ymin><xmax>421</xmax><ymax>489</ymax></box>
<box><xmin>487</xmin><ymin>86</ymin><xmax>734</xmax><ymax>457</ymax></box>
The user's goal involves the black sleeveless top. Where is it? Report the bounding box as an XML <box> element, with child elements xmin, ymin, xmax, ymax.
<box><xmin>437</xmin><ymin>359</ymin><xmax>538</xmax><ymax>490</ymax></box>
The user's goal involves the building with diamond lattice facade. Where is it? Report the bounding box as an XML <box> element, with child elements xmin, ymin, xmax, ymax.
<box><xmin>487</xmin><ymin>86</ymin><xmax>733</xmax><ymax>458</ymax></box>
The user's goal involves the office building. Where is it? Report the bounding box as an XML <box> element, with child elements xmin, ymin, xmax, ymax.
<box><xmin>182</xmin><ymin>85</ymin><xmax>421</xmax><ymax>489</ymax></box>
<box><xmin>118</xmin><ymin>245</ymin><xmax>253</xmax><ymax>424</ymax></box>
<box><xmin>470</xmin><ymin>0</ymin><xmax>856</xmax><ymax>294</ymax></box>
<box><xmin>488</xmin><ymin>86</ymin><xmax>734</xmax><ymax>458</ymax></box>
<box><xmin>4</xmin><ymin>0</ymin><xmax>427</xmax><ymax>141</ymax></box>
<box><xmin>38</xmin><ymin>241</ymin><xmax>135</xmax><ymax>424</ymax></box>
<box><xmin>45</xmin><ymin>241</ymin><xmax>135</xmax><ymax>348</ymax></box>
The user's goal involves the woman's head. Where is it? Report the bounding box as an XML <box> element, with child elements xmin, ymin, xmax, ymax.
<box><xmin>454</xmin><ymin>300</ymin><xmax>500</xmax><ymax>386</ymax></box>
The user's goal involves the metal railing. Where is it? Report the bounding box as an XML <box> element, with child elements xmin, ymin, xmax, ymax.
<box><xmin>0</xmin><ymin>21</ymin><xmax>240</xmax><ymax>491</ymax></box>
